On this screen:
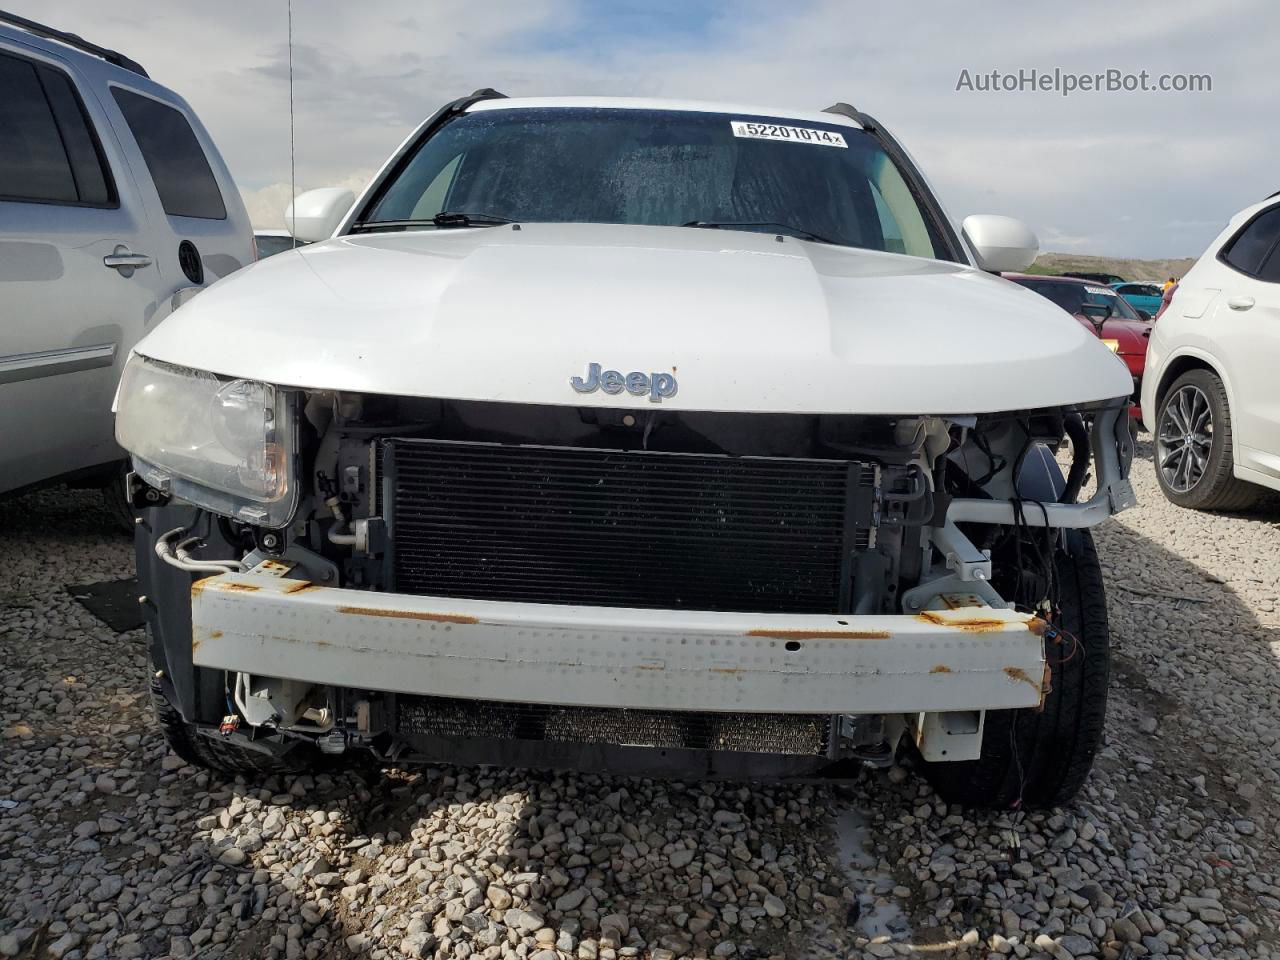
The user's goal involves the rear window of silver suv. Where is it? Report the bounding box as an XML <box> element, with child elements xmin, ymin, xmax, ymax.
<box><xmin>111</xmin><ymin>87</ymin><xmax>226</xmax><ymax>220</ymax></box>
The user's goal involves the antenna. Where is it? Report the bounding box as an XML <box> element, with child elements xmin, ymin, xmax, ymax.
<box><xmin>287</xmin><ymin>0</ymin><xmax>297</xmax><ymax>247</ymax></box>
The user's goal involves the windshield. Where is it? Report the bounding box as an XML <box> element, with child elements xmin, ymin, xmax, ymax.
<box><xmin>361</xmin><ymin>107</ymin><xmax>952</xmax><ymax>259</ymax></box>
<box><xmin>1017</xmin><ymin>278</ymin><xmax>1144</xmax><ymax>321</ymax></box>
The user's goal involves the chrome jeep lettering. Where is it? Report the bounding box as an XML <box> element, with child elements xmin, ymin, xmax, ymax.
<box><xmin>649</xmin><ymin>372</ymin><xmax>677</xmax><ymax>402</ymax></box>
<box><xmin>600</xmin><ymin>369</ymin><xmax>625</xmax><ymax>394</ymax></box>
<box><xmin>570</xmin><ymin>363</ymin><xmax>679</xmax><ymax>403</ymax></box>
<box><xmin>570</xmin><ymin>363</ymin><xmax>601</xmax><ymax>393</ymax></box>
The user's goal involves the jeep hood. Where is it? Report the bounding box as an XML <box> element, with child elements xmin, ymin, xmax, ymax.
<box><xmin>135</xmin><ymin>222</ymin><xmax>1132</xmax><ymax>415</ymax></box>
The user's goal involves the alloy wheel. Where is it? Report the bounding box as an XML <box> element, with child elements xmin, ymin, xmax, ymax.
<box><xmin>1157</xmin><ymin>384</ymin><xmax>1213</xmax><ymax>492</ymax></box>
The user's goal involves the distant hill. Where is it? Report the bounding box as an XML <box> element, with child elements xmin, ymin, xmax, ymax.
<box><xmin>1026</xmin><ymin>252</ymin><xmax>1197</xmax><ymax>283</ymax></box>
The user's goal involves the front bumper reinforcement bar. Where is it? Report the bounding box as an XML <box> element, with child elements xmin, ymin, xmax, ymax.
<box><xmin>190</xmin><ymin>568</ymin><xmax>1050</xmax><ymax>715</ymax></box>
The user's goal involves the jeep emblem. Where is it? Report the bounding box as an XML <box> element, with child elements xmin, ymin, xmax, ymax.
<box><xmin>570</xmin><ymin>363</ymin><xmax>677</xmax><ymax>403</ymax></box>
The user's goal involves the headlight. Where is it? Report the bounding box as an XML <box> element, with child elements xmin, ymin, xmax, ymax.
<box><xmin>115</xmin><ymin>354</ymin><xmax>298</xmax><ymax>526</ymax></box>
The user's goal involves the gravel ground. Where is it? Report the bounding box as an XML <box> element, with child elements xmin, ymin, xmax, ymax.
<box><xmin>3</xmin><ymin>441</ymin><xmax>1280</xmax><ymax>960</ymax></box>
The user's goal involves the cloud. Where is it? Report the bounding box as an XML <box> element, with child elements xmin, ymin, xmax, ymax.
<box><xmin>241</xmin><ymin>169</ymin><xmax>377</xmax><ymax>231</ymax></box>
<box><xmin>9</xmin><ymin>0</ymin><xmax>1278</xmax><ymax>256</ymax></box>
<box><xmin>1039</xmin><ymin>227</ymin><xmax>1095</xmax><ymax>249</ymax></box>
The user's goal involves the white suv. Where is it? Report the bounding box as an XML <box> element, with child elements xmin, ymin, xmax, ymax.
<box><xmin>0</xmin><ymin>12</ymin><xmax>253</xmax><ymax>505</ymax></box>
<box><xmin>1141</xmin><ymin>195</ymin><xmax>1280</xmax><ymax>509</ymax></box>
<box><xmin>115</xmin><ymin>92</ymin><xmax>1137</xmax><ymax>809</ymax></box>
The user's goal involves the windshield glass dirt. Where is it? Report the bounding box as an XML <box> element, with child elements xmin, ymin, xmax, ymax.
<box><xmin>365</xmin><ymin>107</ymin><xmax>949</xmax><ymax>258</ymax></box>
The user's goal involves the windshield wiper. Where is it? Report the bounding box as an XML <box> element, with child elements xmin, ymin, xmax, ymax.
<box><xmin>432</xmin><ymin>211</ymin><xmax>515</xmax><ymax>227</ymax></box>
<box><xmin>349</xmin><ymin>212</ymin><xmax>515</xmax><ymax>233</ymax></box>
<box><xmin>681</xmin><ymin>220</ymin><xmax>839</xmax><ymax>245</ymax></box>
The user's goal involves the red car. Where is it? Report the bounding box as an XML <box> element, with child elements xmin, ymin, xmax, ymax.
<box><xmin>1005</xmin><ymin>273</ymin><xmax>1152</xmax><ymax>419</ymax></box>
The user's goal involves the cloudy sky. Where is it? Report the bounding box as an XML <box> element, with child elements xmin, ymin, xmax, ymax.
<box><xmin>12</xmin><ymin>0</ymin><xmax>1277</xmax><ymax>257</ymax></box>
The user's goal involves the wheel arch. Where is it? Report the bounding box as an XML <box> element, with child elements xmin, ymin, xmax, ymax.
<box><xmin>1154</xmin><ymin>350</ymin><xmax>1238</xmax><ymax>446</ymax></box>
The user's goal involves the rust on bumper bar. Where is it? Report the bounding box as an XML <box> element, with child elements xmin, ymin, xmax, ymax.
<box><xmin>190</xmin><ymin>568</ymin><xmax>1049</xmax><ymax>715</ymax></box>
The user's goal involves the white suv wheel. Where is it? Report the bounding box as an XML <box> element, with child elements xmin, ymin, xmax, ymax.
<box><xmin>1156</xmin><ymin>382</ymin><xmax>1214</xmax><ymax>492</ymax></box>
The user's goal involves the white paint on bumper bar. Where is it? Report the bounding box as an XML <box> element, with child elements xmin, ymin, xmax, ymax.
<box><xmin>190</xmin><ymin>570</ymin><xmax>1049</xmax><ymax>714</ymax></box>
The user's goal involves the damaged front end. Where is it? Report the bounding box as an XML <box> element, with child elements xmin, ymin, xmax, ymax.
<box><xmin>129</xmin><ymin>374</ymin><xmax>1134</xmax><ymax>778</ymax></box>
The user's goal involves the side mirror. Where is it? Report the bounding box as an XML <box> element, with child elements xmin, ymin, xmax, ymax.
<box><xmin>962</xmin><ymin>214</ymin><xmax>1039</xmax><ymax>273</ymax></box>
<box><xmin>284</xmin><ymin>187</ymin><xmax>355</xmax><ymax>243</ymax></box>
<box><xmin>1137</xmin><ymin>309</ymin><xmax>1152</xmax><ymax>322</ymax></box>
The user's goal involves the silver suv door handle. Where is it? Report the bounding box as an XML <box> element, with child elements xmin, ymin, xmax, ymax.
<box><xmin>1227</xmin><ymin>295</ymin><xmax>1255</xmax><ymax>310</ymax></box>
<box><xmin>104</xmin><ymin>254</ymin><xmax>151</xmax><ymax>268</ymax></box>
<box><xmin>103</xmin><ymin>246</ymin><xmax>152</xmax><ymax>271</ymax></box>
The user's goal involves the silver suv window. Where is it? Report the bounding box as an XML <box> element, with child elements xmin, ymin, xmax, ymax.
<box><xmin>111</xmin><ymin>87</ymin><xmax>226</xmax><ymax>219</ymax></box>
<box><xmin>0</xmin><ymin>50</ymin><xmax>114</xmax><ymax>206</ymax></box>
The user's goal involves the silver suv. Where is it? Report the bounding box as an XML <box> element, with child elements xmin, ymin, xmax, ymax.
<box><xmin>0</xmin><ymin>11</ymin><xmax>253</xmax><ymax>506</ymax></box>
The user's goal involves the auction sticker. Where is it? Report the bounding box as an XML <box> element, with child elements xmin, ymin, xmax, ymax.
<box><xmin>731</xmin><ymin>121</ymin><xmax>847</xmax><ymax>147</ymax></box>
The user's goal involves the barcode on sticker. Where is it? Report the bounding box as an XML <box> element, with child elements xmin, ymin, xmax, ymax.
<box><xmin>731</xmin><ymin>121</ymin><xmax>847</xmax><ymax>147</ymax></box>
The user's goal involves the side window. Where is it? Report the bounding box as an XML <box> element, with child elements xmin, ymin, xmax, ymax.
<box><xmin>866</xmin><ymin>153</ymin><xmax>935</xmax><ymax>259</ymax></box>
<box><xmin>1220</xmin><ymin>206</ymin><xmax>1280</xmax><ymax>279</ymax></box>
<box><xmin>40</xmin><ymin>69</ymin><xmax>112</xmax><ymax>204</ymax></box>
<box><xmin>0</xmin><ymin>52</ymin><xmax>115</xmax><ymax>206</ymax></box>
<box><xmin>409</xmin><ymin>154</ymin><xmax>464</xmax><ymax>219</ymax></box>
<box><xmin>111</xmin><ymin>88</ymin><xmax>226</xmax><ymax>219</ymax></box>
<box><xmin>868</xmin><ymin>184</ymin><xmax>906</xmax><ymax>255</ymax></box>
<box><xmin>1258</xmin><ymin>245</ymin><xmax>1280</xmax><ymax>284</ymax></box>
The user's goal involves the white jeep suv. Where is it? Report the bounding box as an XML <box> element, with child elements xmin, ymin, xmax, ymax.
<box><xmin>114</xmin><ymin>91</ymin><xmax>1136</xmax><ymax>809</ymax></box>
<box><xmin>1142</xmin><ymin>195</ymin><xmax>1280</xmax><ymax>509</ymax></box>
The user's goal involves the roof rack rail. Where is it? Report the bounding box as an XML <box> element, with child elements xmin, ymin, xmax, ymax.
<box><xmin>0</xmin><ymin>8</ymin><xmax>148</xmax><ymax>77</ymax></box>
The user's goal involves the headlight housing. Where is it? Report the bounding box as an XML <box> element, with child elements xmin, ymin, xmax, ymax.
<box><xmin>115</xmin><ymin>354</ymin><xmax>298</xmax><ymax>526</ymax></box>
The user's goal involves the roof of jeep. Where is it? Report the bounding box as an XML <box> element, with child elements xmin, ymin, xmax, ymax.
<box><xmin>466</xmin><ymin>96</ymin><xmax>865</xmax><ymax>129</ymax></box>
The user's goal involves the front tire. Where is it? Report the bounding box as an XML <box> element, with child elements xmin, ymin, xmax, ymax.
<box><xmin>1154</xmin><ymin>369</ymin><xmax>1262</xmax><ymax>511</ymax></box>
<box><xmin>915</xmin><ymin>531</ymin><xmax>1110</xmax><ymax>809</ymax></box>
<box><xmin>99</xmin><ymin>465</ymin><xmax>136</xmax><ymax>535</ymax></box>
<box><xmin>149</xmin><ymin>655</ymin><xmax>318</xmax><ymax>777</ymax></box>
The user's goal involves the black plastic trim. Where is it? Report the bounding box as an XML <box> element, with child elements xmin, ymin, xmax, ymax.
<box><xmin>389</xmin><ymin>732</ymin><xmax>839</xmax><ymax>780</ymax></box>
<box><xmin>0</xmin><ymin>9</ymin><xmax>148</xmax><ymax>76</ymax></box>
<box><xmin>136</xmin><ymin>503</ymin><xmax>233</xmax><ymax>724</ymax></box>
